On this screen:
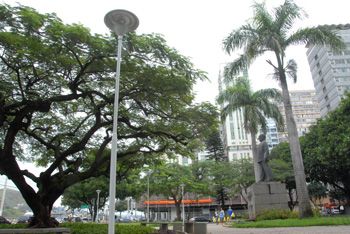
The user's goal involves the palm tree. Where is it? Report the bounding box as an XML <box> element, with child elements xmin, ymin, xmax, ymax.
<box><xmin>222</xmin><ymin>0</ymin><xmax>345</xmax><ymax>217</ymax></box>
<box><xmin>217</xmin><ymin>76</ymin><xmax>283</xmax><ymax>183</ymax></box>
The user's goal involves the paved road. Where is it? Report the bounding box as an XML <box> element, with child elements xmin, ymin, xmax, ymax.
<box><xmin>206</xmin><ymin>223</ymin><xmax>350</xmax><ymax>234</ymax></box>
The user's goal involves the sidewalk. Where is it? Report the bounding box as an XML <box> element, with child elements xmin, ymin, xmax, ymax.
<box><xmin>206</xmin><ymin>223</ymin><xmax>350</xmax><ymax>234</ymax></box>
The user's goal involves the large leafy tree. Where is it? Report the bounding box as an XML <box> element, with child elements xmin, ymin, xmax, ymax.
<box><xmin>148</xmin><ymin>163</ymin><xmax>207</xmax><ymax>221</ymax></box>
<box><xmin>0</xmin><ymin>4</ymin><xmax>217</xmax><ymax>227</ymax></box>
<box><xmin>217</xmin><ymin>76</ymin><xmax>283</xmax><ymax>182</ymax></box>
<box><xmin>222</xmin><ymin>0</ymin><xmax>344</xmax><ymax>217</ymax></box>
<box><xmin>302</xmin><ymin>93</ymin><xmax>350</xmax><ymax>203</ymax></box>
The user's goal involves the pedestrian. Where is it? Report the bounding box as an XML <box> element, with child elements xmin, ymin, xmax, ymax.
<box><xmin>219</xmin><ymin>208</ymin><xmax>225</xmax><ymax>225</ymax></box>
<box><xmin>227</xmin><ymin>206</ymin><xmax>233</xmax><ymax>220</ymax></box>
<box><xmin>214</xmin><ymin>210</ymin><xmax>219</xmax><ymax>224</ymax></box>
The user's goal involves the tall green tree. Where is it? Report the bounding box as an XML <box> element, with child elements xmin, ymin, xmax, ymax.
<box><xmin>205</xmin><ymin>130</ymin><xmax>226</xmax><ymax>162</ymax></box>
<box><xmin>302</xmin><ymin>93</ymin><xmax>350</xmax><ymax>203</ymax></box>
<box><xmin>230</xmin><ymin>158</ymin><xmax>255</xmax><ymax>204</ymax></box>
<box><xmin>207</xmin><ymin>161</ymin><xmax>234</xmax><ymax>206</ymax></box>
<box><xmin>149</xmin><ymin>163</ymin><xmax>206</xmax><ymax>221</ymax></box>
<box><xmin>0</xmin><ymin>4</ymin><xmax>217</xmax><ymax>227</ymax></box>
<box><xmin>270</xmin><ymin>142</ymin><xmax>297</xmax><ymax>210</ymax></box>
<box><xmin>217</xmin><ymin>76</ymin><xmax>283</xmax><ymax>182</ymax></box>
<box><xmin>222</xmin><ymin>0</ymin><xmax>344</xmax><ymax>217</ymax></box>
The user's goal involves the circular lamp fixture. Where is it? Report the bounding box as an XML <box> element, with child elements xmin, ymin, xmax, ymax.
<box><xmin>104</xmin><ymin>9</ymin><xmax>139</xmax><ymax>36</ymax></box>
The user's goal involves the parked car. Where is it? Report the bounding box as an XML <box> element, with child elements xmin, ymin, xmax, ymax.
<box><xmin>189</xmin><ymin>216</ymin><xmax>211</xmax><ymax>222</ymax></box>
<box><xmin>16</xmin><ymin>215</ymin><xmax>32</xmax><ymax>224</ymax></box>
<box><xmin>331</xmin><ymin>208</ymin><xmax>340</xmax><ymax>214</ymax></box>
<box><xmin>0</xmin><ymin>216</ymin><xmax>11</xmax><ymax>224</ymax></box>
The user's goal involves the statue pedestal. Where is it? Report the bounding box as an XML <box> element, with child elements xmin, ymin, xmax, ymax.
<box><xmin>247</xmin><ymin>181</ymin><xmax>289</xmax><ymax>220</ymax></box>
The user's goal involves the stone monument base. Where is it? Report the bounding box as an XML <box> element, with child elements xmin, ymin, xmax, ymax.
<box><xmin>247</xmin><ymin>181</ymin><xmax>289</xmax><ymax>220</ymax></box>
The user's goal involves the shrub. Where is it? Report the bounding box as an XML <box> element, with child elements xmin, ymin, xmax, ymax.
<box><xmin>256</xmin><ymin>209</ymin><xmax>299</xmax><ymax>221</ymax></box>
<box><xmin>61</xmin><ymin>223</ymin><xmax>154</xmax><ymax>234</ymax></box>
<box><xmin>1</xmin><ymin>223</ymin><xmax>155</xmax><ymax>234</ymax></box>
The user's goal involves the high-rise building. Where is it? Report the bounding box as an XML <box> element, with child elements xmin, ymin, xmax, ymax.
<box><xmin>218</xmin><ymin>70</ymin><xmax>252</xmax><ymax>161</ymax></box>
<box><xmin>278</xmin><ymin>90</ymin><xmax>321</xmax><ymax>142</ymax></box>
<box><xmin>306</xmin><ymin>24</ymin><xmax>350</xmax><ymax>117</ymax></box>
<box><xmin>265</xmin><ymin>118</ymin><xmax>279</xmax><ymax>150</ymax></box>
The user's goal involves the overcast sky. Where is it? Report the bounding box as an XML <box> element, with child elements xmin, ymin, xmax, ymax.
<box><xmin>1</xmin><ymin>0</ymin><xmax>349</xmax><ymax>187</ymax></box>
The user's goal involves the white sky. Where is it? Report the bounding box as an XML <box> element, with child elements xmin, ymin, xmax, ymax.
<box><xmin>1</xmin><ymin>0</ymin><xmax>349</xmax><ymax>188</ymax></box>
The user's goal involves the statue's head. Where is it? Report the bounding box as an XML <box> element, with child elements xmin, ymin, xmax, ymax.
<box><xmin>258</xmin><ymin>134</ymin><xmax>266</xmax><ymax>142</ymax></box>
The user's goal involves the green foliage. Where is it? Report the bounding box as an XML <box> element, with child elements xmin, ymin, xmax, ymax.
<box><xmin>256</xmin><ymin>209</ymin><xmax>298</xmax><ymax>221</ymax></box>
<box><xmin>269</xmin><ymin>142</ymin><xmax>297</xmax><ymax>210</ymax></box>
<box><xmin>229</xmin><ymin>158</ymin><xmax>255</xmax><ymax>201</ymax></box>
<box><xmin>308</xmin><ymin>181</ymin><xmax>327</xmax><ymax>206</ymax></box>
<box><xmin>302</xmin><ymin>93</ymin><xmax>350</xmax><ymax>201</ymax></box>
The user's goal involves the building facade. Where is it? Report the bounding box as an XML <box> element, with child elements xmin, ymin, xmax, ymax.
<box><xmin>278</xmin><ymin>90</ymin><xmax>321</xmax><ymax>142</ymax></box>
<box><xmin>306</xmin><ymin>24</ymin><xmax>350</xmax><ymax>117</ymax></box>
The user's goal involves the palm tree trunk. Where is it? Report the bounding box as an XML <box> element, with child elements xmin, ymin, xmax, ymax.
<box><xmin>279</xmin><ymin>75</ymin><xmax>313</xmax><ymax>218</ymax></box>
<box><xmin>250</xmin><ymin>131</ymin><xmax>260</xmax><ymax>182</ymax></box>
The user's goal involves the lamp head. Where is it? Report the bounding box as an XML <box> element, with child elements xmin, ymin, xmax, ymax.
<box><xmin>104</xmin><ymin>9</ymin><xmax>139</xmax><ymax>36</ymax></box>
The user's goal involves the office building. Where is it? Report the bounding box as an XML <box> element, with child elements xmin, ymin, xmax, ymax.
<box><xmin>278</xmin><ymin>90</ymin><xmax>321</xmax><ymax>142</ymax></box>
<box><xmin>306</xmin><ymin>24</ymin><xmax>350</xmax><ymax>117</ymax></box>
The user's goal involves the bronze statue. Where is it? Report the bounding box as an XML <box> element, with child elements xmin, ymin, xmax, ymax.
<box><xmin>256</xmin><ymin>134</ymin><xmax>273</xmax><ymax>182</ymax></box>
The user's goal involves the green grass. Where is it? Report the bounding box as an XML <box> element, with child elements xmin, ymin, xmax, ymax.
<box><xmin>231</xmin><ymin>216</ymin><xmax>350</xmax><ymax>228</ymax></box>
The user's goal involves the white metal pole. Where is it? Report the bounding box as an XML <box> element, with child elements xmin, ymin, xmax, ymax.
<box><xmin>96</xmin><ymin>190</ymin><xmax>101</xmax><ymax>223</ymax></box>
<box><xmin>147</xmin><ymin>173</ymin><xmax>150</xmax><ymax>223</ymax></box>
<box><xmin>108</xmin><ymin>35</ymin><xmax>123</xmax><ymax>234</ymax></box>
<box><xmin>0</xmin><ymin>177</ymin><xmax>8</xmax><ymax>216</ymax></box>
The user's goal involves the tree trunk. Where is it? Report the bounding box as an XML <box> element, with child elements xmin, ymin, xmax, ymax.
<box><xmin>279</xmin><ymin>75</ymin><xmax>313</xmax><ymax>218</ymax></box>
<box><xmin>250</xmin><ymin>131</ymin><xmax>260</xmax><ymax>182</ymax></box>
<box><xmin>175</xmin><ymin>202</ymin><xmax>182</xmax><ymax>221</ymax></box>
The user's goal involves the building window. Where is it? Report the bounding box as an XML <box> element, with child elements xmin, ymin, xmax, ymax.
<box><xmin>323</xmin><ymin>86</ymin><xmax>327</xmax><ymax>93</ymax></box>
<box><xmin>314</xmin><ymin>54</ymin><xmax>318</xmax><ymax>60</ymax></box>
<box><xmin>321</xmin><ymin>78</ymin><xmax>324</xmax><ymax>84</ymax></box>
<box><xmin>316</xmin><ymin>62</ymin><xmax>320</xmax><ymax>68</ymax></box>
<box><xmin>335</xmin><ymin>59</ymin><xmax>345</xmax><ymax>64</ymax></box>
<box><xmin>327</xmin><ymin>104</ymin><xmax>331</xmax><ymax>110</ymax></box>
<box><xmin>325</xmin><ymin>95</ymin><xmax>329</xmax><ymax>101</ymax></box>
<box><xmin>318</xmin><ymin>70</ymin><xmax>322</xmax><ymax>76</ymax></box>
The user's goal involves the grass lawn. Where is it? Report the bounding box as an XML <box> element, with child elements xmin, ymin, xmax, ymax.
<box><xmin>231</xmin><ymin>215</ymin><xmax>350</xmax><ymax>228</ymax></box>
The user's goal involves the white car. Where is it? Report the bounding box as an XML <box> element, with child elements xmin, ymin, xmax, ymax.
<box><xmin>331</xmin><ymin>208</ymin><xmax>340</xmax><ymax>214</ymax></box>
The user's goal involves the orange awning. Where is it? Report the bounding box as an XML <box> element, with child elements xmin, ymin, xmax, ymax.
<box><xmin>144</xmin><ymin>198</ymin><xmax>213</xmax><ymax>205</ymax></box>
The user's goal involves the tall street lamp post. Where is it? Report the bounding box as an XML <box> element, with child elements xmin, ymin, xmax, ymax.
<box><xmin>181</xmin><ymin>184</ymin><xmax>185</xmax><ymax>231</ymax></box>
<box><xmin>95</xmin><ymin>189</ymin><xmax>101</xmax><ymax>223</ymax></box>
<box><xmin>104</xmin><ymin>9</ymin><xmax>139</xmax><ymax>234</ymax></box>
<box><xmin>0</xmin><ymin>177</ymin><xmax>8</xmax><ymax>216</ymax></box>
